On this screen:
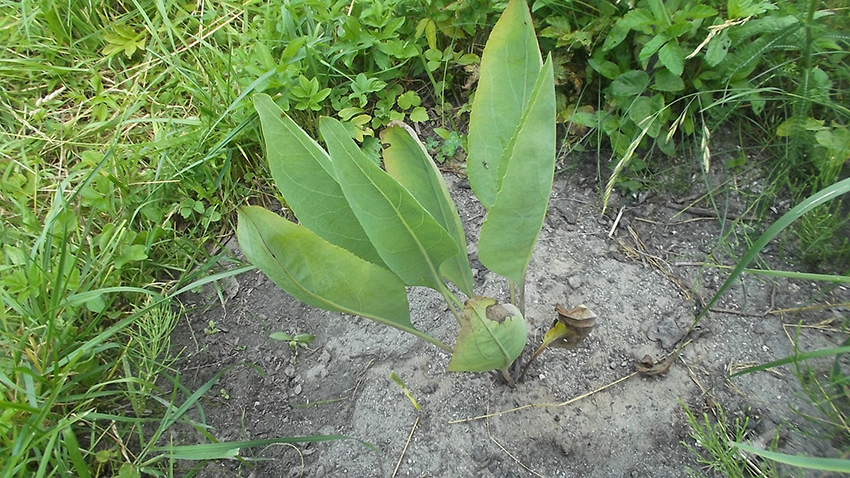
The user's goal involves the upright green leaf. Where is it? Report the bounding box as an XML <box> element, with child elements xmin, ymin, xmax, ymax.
<box><xmin>319</xmin><ymin>118</ymin><xmax>459</xmax><ymax>291</ymax></box>
<box><xmin>448</xmin><ymin>297</ymin><xmax>527</xmax><ymax>372</ymax></box>
<box><xmin>237</xmin><ymin>206</ymin><xmax>451</xmax><ymax>349</ymax></box>
<box><xmin>467</xmin><ymin>0</ymin><xmax>542</xmax><ymax>209</ymax></box>
<box><xmin>253</xmin><ymin>94</ymin><xmax>385</xmax><ymax>266</ymax></box>
<box><xmin>477</xmin><ymin>57</ymin><xmax>556</xmax><ymax>284</ymax></box>
<box><xmin>381</xmin><ymin>121</ymin><xmax>475</xmax><ymax>297</ymax></box>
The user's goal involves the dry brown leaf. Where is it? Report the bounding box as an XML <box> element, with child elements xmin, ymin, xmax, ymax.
<box><xmin>531</xmin><ymin>304</ymin><xmax>597</xmax><ymax>359</ymax></box>
<box><xmin>520</xmin><ymin>304</ymin><xmax>598</xmax><ymax>382</ymax></box>
<box><xmin>633</xmin><ymin>353</ymin><xmax>677</xmax><ymax>376</ymax></box>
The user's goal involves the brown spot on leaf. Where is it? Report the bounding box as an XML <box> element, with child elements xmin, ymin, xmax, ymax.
<box><xmin>485</xmin><ymin>304</ymin><xmax>513</xmax><ymax>323</ymax></box>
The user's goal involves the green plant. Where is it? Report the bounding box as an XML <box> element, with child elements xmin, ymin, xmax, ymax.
<box><xmin>682</xmin><ymin>176</ymin><xmax>850</xmax><ymax>474</ymax></box>
<box><xmin>1</xmin><ymin>0</ymin><xmax>395</xmax><ymax>475</ymax></box>
<box><xmin>425</xmin><ymin>127</ymin><xmax>465</xmax><ymax>163</ymax></box>
<box><xmin>531</xmin><ymin>0</ymin><xmax>849</xmax><ymax>218</ymax></box>
<box><xmin>238</xmin><ymin>0</ymin><xmax>556</xmax><ymax>386</ymax></box>
<box><xmin>271</xmin><ymin>331</ymin><xmax>315</xmax><ymax>364</ymax></box>
<box><xmin>683</xmin><ymin>402</ymin><xmax>762</xmax><ymax>478</ymax></box>
<box><xmin>203</xmin><ymin>320</ymin><xmax>220</xmax><ymax>335</ymax></box>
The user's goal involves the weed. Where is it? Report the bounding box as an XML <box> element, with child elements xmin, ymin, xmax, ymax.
<box><xmin>270</xmin><ymin>331</ymin><xmax>315</xmax><ymax>364</ymax></box>
<box><xmin>1</xmin><ymin>0</ymin><xmax>371</xmax><ymax>473</ymax></box>
<box><xmin>425</xmin><ymin>127</ymin><xmax>466</xmax><ymax>163</ymax></box>
<box><xmin>683</xmin><ymin>176</ymin><xmax>850</xmax><ymax>474</ymax></box>
<box><xmin>683</xmin><ymin>402</ymin><xmax>758</xmax><ymax>478</ymax></box>
<box><xmin>203</xmin><ymin>320</ymin><xmax>220</xmax><ymax>335</ymax></box>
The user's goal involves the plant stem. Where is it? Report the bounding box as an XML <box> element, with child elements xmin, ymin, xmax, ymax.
<box><xmin>519</xmin><ymin>276</ymin><xmax>526</xmax><ymax>317</ymax></box>
<box><xmin>500</xmin><ymin>366</ymin><xmax>516</xmax><ymax>388</ymax></box>
<box><xmin>508</xmin><ymin>279</ymin><xmax>517</xmax><ymax>307</ymax></box>
<box><xmin>414</xmin><ymin>330</ymin><xmax>454</xmax><ymax>353</ymax></box>
<box><xmin>439</xmin><ymin>283</ymin><xmax>464</xmax><ymax>323</ymax></box>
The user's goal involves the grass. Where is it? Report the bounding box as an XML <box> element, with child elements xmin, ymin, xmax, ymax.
<box><xmin>679</xmin><ymin>177</ymin><xmax>850</xmax><ymax>476</ymax></box>
<box><xmin>0</xmin><ymin>0</ymin><xmax>365</xmax><ymax>474</ymax></box>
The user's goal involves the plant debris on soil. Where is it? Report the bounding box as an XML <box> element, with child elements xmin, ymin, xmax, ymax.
<box><xmin>171</xmin><ymin>160</ymin><xmax>849</xmax><ymax>477</ymax></box>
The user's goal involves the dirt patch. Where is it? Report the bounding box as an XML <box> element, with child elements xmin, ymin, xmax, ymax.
<box><xmin>170</xmin><ymin>163</ymin><xmax>849</xmax><ymax>477</ymax></box>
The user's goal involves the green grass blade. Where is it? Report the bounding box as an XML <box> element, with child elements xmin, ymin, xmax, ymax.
<box><xmin>320</xmin><ymin>117</ymin><xmax>459</xmax><ymax>292</ymax></box>
<box><xmin>467</xmin><ymin>0</ymin><xmax>543</xmax><ymax>209</ymax></box>
<box><xmin>253</xmin><ymin>94</ymin><xmax>385</xmax><ymax>266</ymax></box>
<box><xmin>381</xmin><ymin>122</ymin><xmax>474</xmax><ymax>297</ymax></box>
<box><xmin>61</xmin><ymin>427</ymin><xmax>91</xmax><ymax>478</ymax></box>
<box><xmin>478</xmin><ymin>57</ymin><xmax>556</xmax><ymax>284</ymax></box>
<box><xmin>151</xmin><ymin>435</ymin><xmax>375</xmax><ymax>461</ymax></box>
<box><xmin>697</xmin><ymin>177</ymin><xmax>850</xmax><ymax>322</ymax></box>
<box><xmin>730</xmin><ymin>346</ymin><xmax>850</xmax><ymax>377</ymax></box>
<box><xmin>167</xmin><ymin>265</ymin><xmax>256</xmax><ymax>298</ymax></box>
<box><xmin>730</xmin><ymin>442</ymin><xmax>850</xmax><ymax>472</ymax></box>
<box><xmin>741</xmin><ymin>268</ymin><xmax>850</xmax><ymax>282</ymax></box>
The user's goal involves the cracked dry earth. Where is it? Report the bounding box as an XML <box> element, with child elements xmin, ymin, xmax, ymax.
<box><xmin>171</xmin><ymin>161</ymin><xmax>849</xmax><ymax>477</ymax></box>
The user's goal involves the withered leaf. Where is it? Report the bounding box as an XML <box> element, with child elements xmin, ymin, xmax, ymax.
<box><xmin>633</xmin><ymin>353</ymin><xmax>677</xmax><ymax>376</ymax></box>
<box><xmin>531</xmin><ymin>304</ymin><xmax>597</xmax><ymax>358</ymax></box>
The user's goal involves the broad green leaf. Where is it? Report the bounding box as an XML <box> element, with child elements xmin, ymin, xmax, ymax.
<box><xmin>728</xmin><ymin>0</ymin><xmax>777</xmax><ymax>19</ymax></box>
<box><xmin>816</xmin><ymin>126</ymin><xmax>850</xmax><ymax>165</ymax></box>
<box><xmin>237</xmin><ymin>206</ymin><xmax>417</xmax><ymax>332</ymax></box>
<box><xmin>629</xmin><ymin>96</ymin><xmax>662</xmax><ymax>138</ymax></box>
<box><xmin>570</xmin><ymin>111</ymin><xmax>600</xmax><ymax>128</ymax></box>
<box><xmin>658</xmin><ymin>40</ymin><xmax>684</xmax><ymax>76</ymax></box>
<box><xmin>704</xmin><ymin>30</ymin><xmax>731</xmax><ymax>66</ymax></box>
<box><xmin>620</xmin><ymin>8</ymin><xmax>657</xmax><ymax>31</ymax></box>
<box><xmin>409</xmin><ymin>106</ymin><xmax>429</xmax><ymax>123</ymax></box>
<box><xmin>467</xmin><ymin>0</ymin><xmax>542</xmax><ymax>209</ymax></box>
<box><xmin>647</xmin><ymin>0</ymin><xmax>672</xmax><ymax>27</ymax></box>
<box><xmin>653</xmin><ymin>68</ymin><xmax>685</xmax><ymax>92</ymax></box>
<box><xmin>607</xmin><ymin>129</ymin><xmax>630</xmax><ymax>156</ymax></box>
<box><xmin>319</xmin><ymin>117</ymin><xmax>459</xmax><ymax>290</ymax></box>
<box><xmin>381</xmin><ymin>121</ymin><xmax>475</xmax><ymax>297</ymax></box>
<box><xmin>687</xmin><ymin>5</ymin><xmax>718</xmax><ymax>19</ymax></box>
<box><xmin>601</xmin><ymin>22</ymin><xmax>630</xmax><ymax>51</ymax></box>
<box><xmin>269</xmin><ymin>332</ymin><xmax>293</xmax><ymax>341</ymax></box>
<box><xmin>477</xmin><ymin>57</ymin><xmax>556</xmax><ymax>284</ymax></box>
<box><xmin>611</xmin><ymin>70</ymin><xmax>650</xmax><ymax>97</ymax></box>
<box><xmin>638</xmin><ymin>34</ymin><xmax>668</xmax><ymax>69</ymax></box>
<box><xmin>776</xmin><ymin>116</ymin><xmax>824</xmax><ymax>137</ymax></box>
<box><xmin>448</xmin><ymin>297</ymin><xmax>527</xmax><ymax>372</ymax></box>
<box><xmin>664</xmin><ymin>21</ymin><xmax>692</xmax><ymax>38</ymax></box>
<box><xmin>588</xmin><ymin>58</ymin><xmax>620</xmax><ymax>80</ymax></box>
<box><xmin>253</xmin><ymin>94</ymin><xmax>384</xmax><ymax>266</ymax></box>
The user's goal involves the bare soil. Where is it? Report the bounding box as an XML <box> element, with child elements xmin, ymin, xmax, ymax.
<box><xmin>170</xmin><ymin>160</ymin><xmax>849</xmax><ymax>477</ymax></box>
